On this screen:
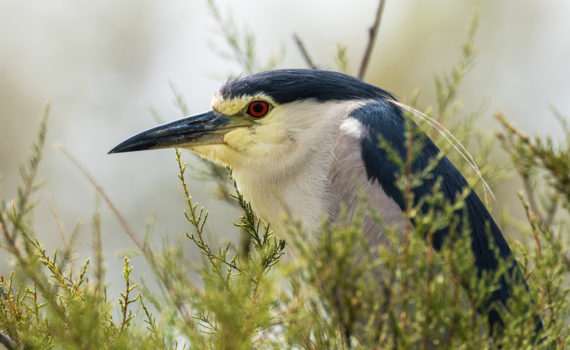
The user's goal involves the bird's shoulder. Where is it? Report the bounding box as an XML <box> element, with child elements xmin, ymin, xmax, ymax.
<box><xmin>326</xmin><ymin>103</ymin><xmax>405</xmax><ymax>244</ymax></box>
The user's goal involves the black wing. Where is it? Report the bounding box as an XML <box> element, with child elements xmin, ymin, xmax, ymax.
<box><xmin>351</xmin><ymin>99</ymin><xmax>541</xmax><ymax>335</ymax></box>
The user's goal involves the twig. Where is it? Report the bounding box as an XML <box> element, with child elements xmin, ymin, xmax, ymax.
<box><xmin>521</xmin><ymin>175</ymin><xmax>545</xmax><ymax>225</ymax></box>
<box><xmin>175</xmin><ymin>149</ymin><xmax>216</xmax><ymax>269</ymax></box>
<box><xmin>206</xmin><ymin>0</ymin><xmax>257</xmax><ymax>73</ymax></box>
<box><xmin>0</xmin><ymin>331</ymin><xmax>16</xmax><ymax>350</ymax></box>
<box><xmin>496</xmin><ymin>112</ymin><xmax>569</xmax><ymax>214</ymax></box>
<box><xmin>293</xmin><ymin>33</ymin><xmax>318</xmax><ymax>69</ymax></box>
<box><xmin>55</xmin><ymin>145</ymin><xmax>144</xmax><ymax>250</ymax></box>
<box><xmin>16</xmin><ymin>102</ymin><xmax>49</xmax><ymax>220</ymax></box>
<box><xmin>544</xmin><ymin>193</ymin><xmax>559</xmax><ymax>227</ymax></box>
<box><xmin>517</xmin><ymin>191</ymin><xmax>542</xmax><ymax>259</ymax></box>
<box><xmin>357</xmin><ymin>0</ymin><xmax>387</xmax><ymax>79</ymax></box>
<box><xmin>0</xmin><ymin>204</ymin><xmax>16</xmax><ymax>248</ymax></box>
<box><xmin>49</xmin><ymin>197</ymin><xmax>70</xmax><ymax>250</ymax></box>
<box><xmin>92</xmin><ymin>195</ymin><xmax>104</xmax><ymax>293</ymax></box>
<box><xmin>119</xmin><ymin>257</ymin><xmax>138</xmax><ymax>332</ymax></box>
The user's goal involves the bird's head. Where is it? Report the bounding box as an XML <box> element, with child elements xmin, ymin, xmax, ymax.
<box><xmin>109</xmin><ymin>69</ymin><xmax>391</xmax><ymax>171</ymax></box>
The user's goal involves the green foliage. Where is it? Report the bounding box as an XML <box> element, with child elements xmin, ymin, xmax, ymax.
<box><xmin>2</xmin><ymin>88</ymin><xmax>568</xmax><ymax>350</ymax></box>
<box><xmin>1</xmin><ymin>9</ymin><xmax>568</xmax><ymax>350</ymax></box>
<box><xmin>205</xmin><ymin>0</ymin><xmax>284</xmax><ymax>75</ymax></box>
<box><xmin>335</xmin><ymin>45</ymin><xmax>352</xmax><ymax>75</ymax></box>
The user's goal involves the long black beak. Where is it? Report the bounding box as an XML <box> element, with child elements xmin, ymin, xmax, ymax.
<box><xmin>109</xmin><ymin>110</ymin><xmax>248</xmax><ymax>154</ymax></box>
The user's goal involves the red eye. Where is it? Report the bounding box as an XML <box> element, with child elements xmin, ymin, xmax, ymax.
<box><xmin>247</xmin><ymin>100</ymin><xmax>270</xmax><ymax>118</ymax></box>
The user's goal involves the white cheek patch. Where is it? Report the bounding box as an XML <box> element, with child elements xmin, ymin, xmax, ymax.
<box><xmin>339</xmin><ymin>117</ymin><xmax>364</xmax><ymax>140</ymax></box>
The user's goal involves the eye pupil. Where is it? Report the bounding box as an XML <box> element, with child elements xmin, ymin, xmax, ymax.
<box><xmin>252</xmin><ymin>103</ymin><xmax>264</xmax><ymax>113</ymax></box>
<box><xmin>248</xmin><ymin>100</ymin><xmax>269</xmax><ymax>117</ymax></box>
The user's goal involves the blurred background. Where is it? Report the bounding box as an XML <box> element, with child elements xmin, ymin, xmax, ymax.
<box><xmin>1</xmin><ymin>0</ymin><xmax>569</xmax><ymax>294</ymax></box>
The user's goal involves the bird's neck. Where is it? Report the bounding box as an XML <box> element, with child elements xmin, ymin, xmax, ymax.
<box><xmin>232</xmin><ymin>131</ymin><xmax>337</xmax><ymax>234</ymax></box>
<box><xmin>231</xmin><ymin>101</ymin><xmax>372</xmax><ymax>233</ymax></box>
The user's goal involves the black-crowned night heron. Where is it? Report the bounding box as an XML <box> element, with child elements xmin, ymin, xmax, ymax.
<box><xmin>110</xmin><ymin>69</ymin><xmax>539</xmax><ymax>335</ymax></box>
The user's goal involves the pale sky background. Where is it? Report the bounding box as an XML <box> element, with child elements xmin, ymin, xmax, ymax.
<box><xmin>1</xmin><ymin>0</ymin><xmax>569</xmax><ymax>293</ymax></box>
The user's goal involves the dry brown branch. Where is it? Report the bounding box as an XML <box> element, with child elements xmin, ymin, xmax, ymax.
<box><xmin>49</xmin><ymin>197</ymin><xmax>70</xmax><ymax>250</ymax></box>
<box><xmin>357</xmin><ymin>0</ymin><xmax>387</xmax><ymax>79</ymax></box>
<box><xmin>521</xmin><ymin>176</ymin><xmax>545</xmax><ymax>225</ymax></box>
<box><xmin>293</xmin><ymin>33</ymin><xmax>318</xmax><ymax>69</ymax></box>
<box><xmin>55</xmin><ymin>145</ymin><xmax>144</xmax><ymax>251</ymax></box>
<box><xmin>517</xmin><ymin>191</ymin><xmax>542</xmax><ymax>259</ymax></box>
<box><xmin>544</xmin><ymin>193</ymin><xmax>559</xmax><ymax>227</ymax></box>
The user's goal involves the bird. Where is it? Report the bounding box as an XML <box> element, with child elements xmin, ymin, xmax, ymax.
<box><xmin>109</xmin><ymin>69</ymin><xmax>541</xmax><ymax>339</ymax></box>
